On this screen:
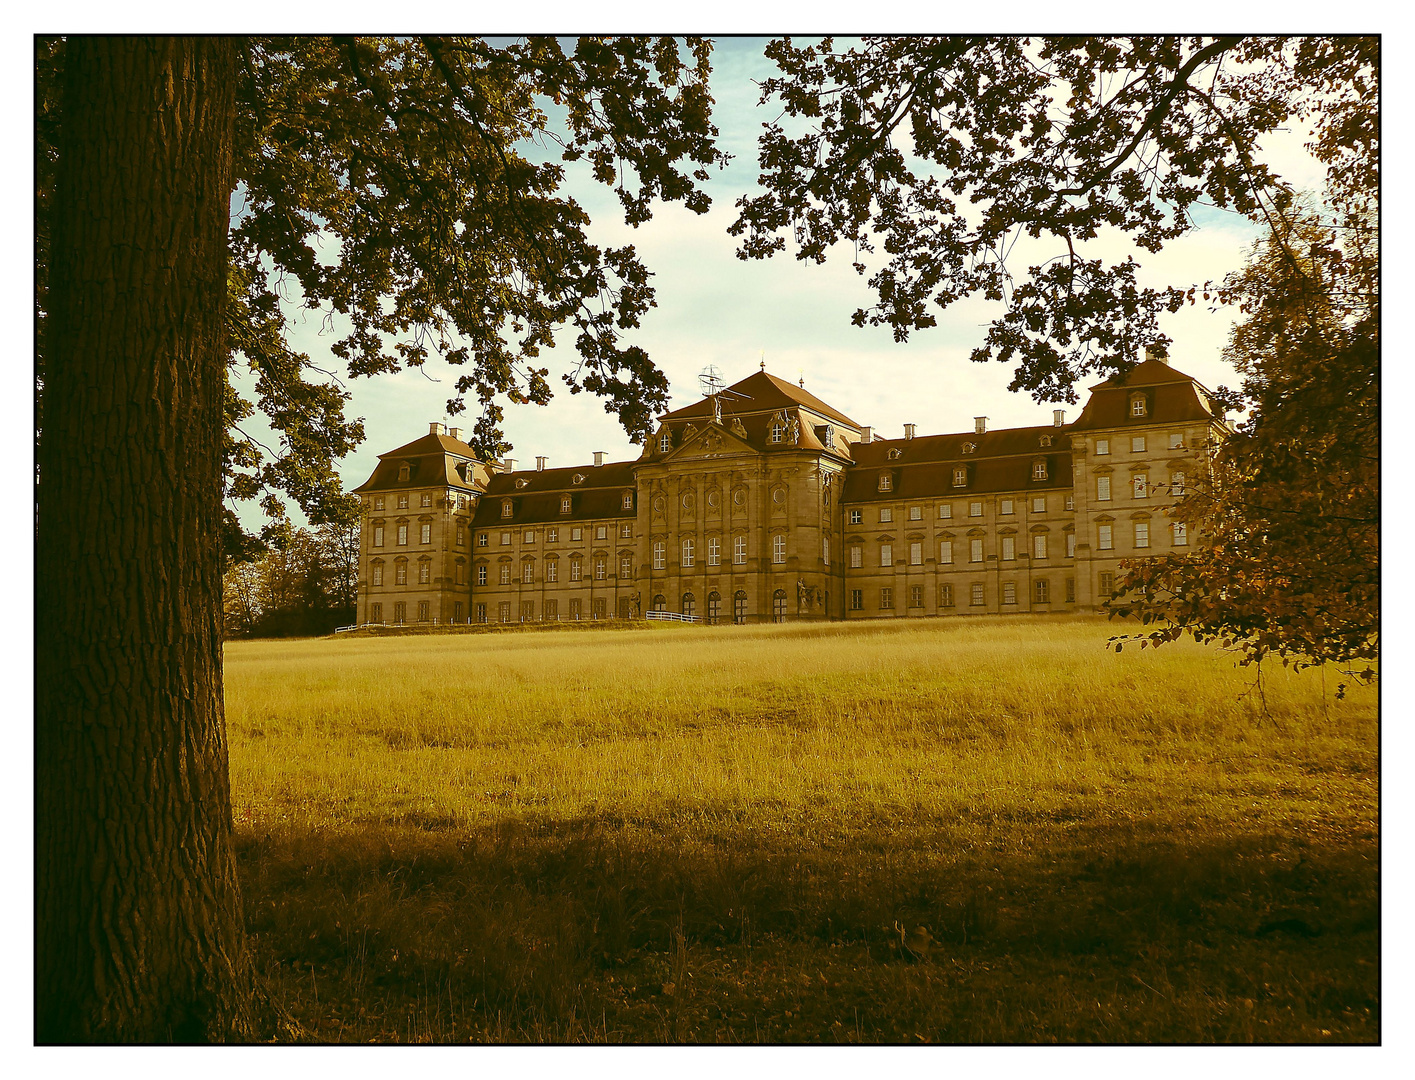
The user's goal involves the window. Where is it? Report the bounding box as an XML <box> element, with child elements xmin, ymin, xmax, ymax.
<box><xmin>1035</xmin><ymin>579</ymin><xmax>1050</xmax><ymax>604</ymax></box>
<box><xmin>1171</xmin><ymin>472</ymin><xmax>1186</xmax><ymax>496</ymax></box>
<box><xmin>653</xmin><ymin>541</ymin><xmax>665</xmax><ymax>570</ymax></box>
<box><xmin>1033</xmin><ymin>534</ymin><xmax>1047</xmax><ymax>560</ymax></box>
<box><xmin>1170</xmin><ymin>433</ymin><xmax>1185</xmax><ymax>449</ymax></box>
<box><xmin>1135</xmin><ymin>522</ymin><xmax>1150</xmax><ymax>548</ymax></box>
<box><xmin>849</xmin><ymin>509</ymin><xmax>862</xmax><ymax>525</ymax></box>
<box><xmin>1098</xmin><ymin>524</ymin><xmax>1113</xmax><ymax>550</ymax></box>
<box><xmin>594</xmin><ymin>556</ymin><xmax>606</xmax><ymax>580</ymax></box>
<box><xmin>397</xmin><ymin>524</ymin><xmax>408</xmax><ymax>546</ymax></box>
<box><xmin>909</xmin><ymin>506</ymin><xmax>922</xmax><ymax>521</ymax></box>
<box><xmin>571</xmin><ymin>527</ymin><xmax>582</xmax><ymax>541</ymax></box>
<box><xmin>878</xmin><ymin>474</ymin><xmax>893</xmax><ymax>492</ymax></box>
<box><xmin>708</xmin><ymin>537</ymin><xmax>721</xmax><ymax>565</ymax></box>
<box><xmin>1032</xmin><ymin>459</ymin><xmax>1049</xmax><ymax>480</ymax></box>
<box><xmin>1066</xmin><ymin>532</ymin><xmax>1076</xmax><ymax>558</ymax></box>
<box><xmin>547</xmin><ymin>559</ymin><xmax>558</xmax><ymax>583</ymax></box>
<box><xmin>475</xmin><ymin>602</ymin><xmax>487</xmax><ymax>624</ymax></box>
<box><xmin>456</xmin><ymin>526</ymin><xmax>465</xmax><ymax>547</ymax></box>
<box><xmin>880</xmin><ymin>587</ymin><xmax>893</xmax><ymax>609</ymax></box>
<box><xmin>419</xmin><ymin>562</ymin><xmax>431</xmax><ymax>584</ymax></box>
<box><xmin>1133</xmin><ymin>473</ymin><xmax>1148</xmax><ymax>499</ymax></box>
<box><xmin>501</xmin><ymin>500</ymin><xmax>513</xmax><ymax>518</ymax></box>
<box><xmin>569</xmin><ymin>598</ymin><xmax>581</xmax><ymax>620</ymax></box>
<box><xmin>498</xmin><ymin>601</ymin><xmax>512</xmax><ymax>623</ymax></box>
<box><xmin>1131</xmin><ymin>395</ymin><xmax>1147</xmax><ymax>418</ymax></box>
<box><xmin>522</xmin><ymin>561</ymin><xmax>535</xmax><ymax>584</ymax></box>
<box><xmin>659</xmin><ymin>430</ymin><xmax>672</xmax><ymax>453</ymax></box>
<box><xmin>970</xmin><ymin>538</ymin><xmax>983</xmax><ymax>563</ymax></box>
<box><xmin>1000</xmin><ymin>499</ymin><xmax>1014</xmax><ymax>515</ymax></box>
<box><xmin>732</xmin><ymin>590</ymin><xmax>748</xmax><ymax>624</ymax></box>
<box><xmin>595</xmin><ymin>525</ymin><xmax>608</xmax><ymax>541</ymax></box>
<box><xmin>733</xmin><ymin>536</ymin><xmax>747</xmax><ymax>564</ymax></box>
<box><xmin>374</xmin><ymin>526</ymin><xmax>385</xmax><ymax>547</ymax></box>
<box><xmin>1095</xmin><ymin>439</ymin><xmax>1110</xmax><ymax>455</ymax></box>
<box><xmin>707</xmin><ymin>592</ymin><xmax>721</xmax><ymax>625</ymax></box>
<box><xmin>970</xmin><ymin>583</ymin><xmax>984</xmax><ymax>607</ymax></box>
<box><xmin>418</xmin><ymin>600</ymin><xmax>430</xmax><ymax>622</ymax></box>
<box><xmin>1173</xmin><ymin>522</ymin><xmax>1188</xmax><ymax>546</ymax></box>
<box><xmin>909</xmin><ymin>542</ymin><xmax>922</xmax><ymax>566</ymax></box>
<box><xmin>547</xmin><ymin>528</ymin><xmax>558</xmax><ymax>543</ymax></box>
<box><xmin>683</xmin><ymin>592</ymin><xmax>697</xmax><ymax>619</ymax></box>
<box><xmin>545</xmin><ymin>599</ymin><xmax>558</xmax><ymax>620</ymax></box>
<box><xmin>620</xmin><ymin>522</ymin><xmax>633</xmax><ymax>539</ymax></box>
<box><xmin>879</xmin><ymin>507</ymin><xmax>893</xmax><ymax>523</ymax></box>
<box><xmin>622</xmin><ymin>491</ymin><xmax>634</xmax><ymax>510</ymax></box>
<box><xmin>939</xmin><ymin>504</ymin><xmax>952</xmax><ymax>519</ymax></box>
<box><xmin>499</xmin><ymin>564</ymin><xmax>512</xmax><ymax>584</ymax></box>
<box><xmin>369</xmin><ymin>603</ymin><xmax>383</xmax><ymax>623</ymax></box>
<box><xmin>397</xmin><ymin>493</ymin><xmax>409</xmax><ymax>509</ymax></box>
<box><xmin>1001</xmin><ymin>536</ymin><xmax>1015</xmax><ymax>561</ymax></box>
<box><xmin>1065</xmin><ymin>495</ymin><xmax>1075</xmax><ymax>511</ymax></box>
<box><xmin>393</xmin><ymin>601</ymin><xmax>407</xmax><ymax>624</ymax></box>
<box><xmin>1097</xmin><ymin>476</ymin><xmax>1111</xmax><ymax>501</ymax></box>
<box><xmin>561</xmin><ymin>496</ymin><xmax>572</xmax><ymax>514</ymax></box>
<box><xmin>590</xmin><ymin>597</ymin><xmax>606</xmax><ymax>620</ymax></box>
<box><xmin>1066</xmin><ymin>578</ymin><xmax>1076</xmax><ymax>603</ymax></box>
<box><xmin>850</xmin><ymin>545</ymin><xmax>863</xmax><ymax>568</ymax></box>
<box><xmin>1031</xmin><ymin>497</ymin><xmax>1046</xmax><ymax>514</ymax></box>
<box><xmin>395</xmin><ymin>561</ymin><xmax>408</xmax><ymax>585</ymax></box>
<box><xmin>849</xmin><ymin>589</ymin><xmax>864</xmax><ymax>611</ymax></box>
<box><xmin>421</xmin><ymin>493</ymin><xmax>432</xmax><ymax>508</ymax></box>
<box><xmin>1003</xmin><ymin>582</ymin><xmax>1016</xmax><ymax>605</ymax></box>
<box><xmin>969</xmin><ymin>501</ymin><xmax>982</xmax><ymax>518</ymax></box>
<box><xmin>373</xmin><ymin>496</ymin><xmax>385</xmax><ymax>511</ymax></box>
<box><xmin>521</xmin><ymin>601</ymin><xmax>535</xmax><ymax>623</ymax></box>
<box><xmin>371</xmin><ymin>563</ymin><xmax>384</xmax><ymax>586</ymax></box>
<box><xmin>939</xmin><ymin>540</ymin><xmax>953</xmax><ymax>564</ymax></box>
<box><xmin>940</xmin><ymin>583</ymin><xmax>954</xmax><ymax>607</ymax></box>
<box><xmin>909</xmin><ymin>585</ymin><xmax>923</xmax><ymax>608</ymax></box>
<box><xmin>477</xmin><ymin>565</ymin><xmax>487</xmax><ymax>586</ymax></box>
<box><xmin>421</xmin><ymin>523</ymin><xmax>432</xmax><ymax>545</ymax></box>
<box><xmin>772</xmin><ymin>534</ymin><xmax>786</xmax><ymax>563</ymax></box>
<box><xmin>770</xmin><ymin>421</ymin><xmax>785</xmax><ymax>444</ymax></box>
<box><xmin>1099</xmin><ymin>571</ymin><xmax>1114</xmax><ymax>597</ymax></box>
<box><xmin>773</xmin><ymin>590</ymin><xmax>787</xmax><ymax>623</ymax></box>
<box><xmin>952</xmin><ymin>467</ymin><xmax>968</xmax><ymax>487</ymax></box>
<box><xmin>823</xmin><ymin>537</ymin><xmax>830</xmax><ymax>565</ymax></box>
<box><xmin>620</xmin><ymin>553</ymin><xmax>633</xmax><ymax>578</ymax></box>
<box><xmin>682</xmin><ymin>538</ymin><xmax>695</xmax><ymax>567</ymax></box>
<box><xmin>880</xmin><ymin>543</ymin><xmax>893</xmax><ymax>567</ymax></box>
<box><xmin>1132</xmin><ymin>436</ymin><xmax>1147</xmax><ymax>453</ymax></box>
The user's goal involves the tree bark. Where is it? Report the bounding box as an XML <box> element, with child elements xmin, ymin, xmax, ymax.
<box><xmin>35</xmin><ymin>36</ymin><xmax>254</xmax><ymax>1042</ymax></box>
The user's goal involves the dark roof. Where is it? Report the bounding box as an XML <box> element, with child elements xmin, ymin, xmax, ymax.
<box><xmin>471</xmin><ymin>461</ymin><xmax>637</xmax><ymax>526</ymax></box>
<box><xmin>843</xmin><ymin>425</ymin><xmax>1072</xmax><ymax>502</ymax></box>
<box><xmin>1070</xmin><ymin>361</ymin><xmax>1219</xmax><ymax>431</ymax></box>
<box><xmin>661</xmin><ymin>369</ymin><xmax>861</xmax><ymax>429</ymax></box>
<box><xmin>352</xmin><ymin>432</ymin><xmax>485</xmax><ymax>494</ymax></box>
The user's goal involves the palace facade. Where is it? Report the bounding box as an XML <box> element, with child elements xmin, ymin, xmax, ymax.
<box><xmin>352</xmin><ymin>350</ymin><xmax>1228</xmax><ymax>626</ymax></box>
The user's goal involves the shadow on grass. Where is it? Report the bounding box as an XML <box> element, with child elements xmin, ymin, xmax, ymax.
<box><xmin>236</xmin><ymin>815</ymin><xmax>1378</xmax><ymax>1044</ymax></box>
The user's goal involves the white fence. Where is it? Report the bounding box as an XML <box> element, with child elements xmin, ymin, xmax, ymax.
<box><xmin>644</xmin><ymin>610</ymin><xmax>700</xmax><ymax>623</ymax></box>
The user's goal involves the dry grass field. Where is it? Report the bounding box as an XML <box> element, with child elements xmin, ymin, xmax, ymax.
<box><xmin>224</xmin><ymin>615</ymin><xmax>1378</xmax><ymax>1043</ymax></box>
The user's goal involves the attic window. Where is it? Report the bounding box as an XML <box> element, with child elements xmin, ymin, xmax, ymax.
<box><xmin>887</xmin><ymin>448</ymin><xmax>902</xmax><ymax>460</ymax></box>
<box><xmin>501</xmin><ymin>499</ymin><xmax>513</xmax><ymax>518</ymax></box>
<box><xmin>770</xmin><ymin>421</ymin><xmax>785</xmax><ymax>444</ymax></box>
<box><xmin>952</xmin><ymin>467</ymin><xmax>968</xmax><ymax>488</ymax></box>
<box><xmin>398</xmin><ymin>464</ymin><xmax>411</xmax><ymax>481</ymax></box>
<box><xmin>1039</xmin><ymin>434</ymin><xmax>1052</xmax><ymax>447</ymax></box>
<box><xmin>1130</xmin><ymin>394</ymin><xmax>1148</xmax><ymax>418</ymax></box>
<box><xmin>622</xmin><ymin>491</ymin><xmax>633</xmax><ymax>510</ymax></box>
<box><xmin>573</xmin><ymin>473</ymin><xmax>586</xmax><ymax>485</ymax></box>
<box><xmin>515</xmin><ymin>478</ymin><xmax>530</xmax><ymax>489</ymax></box>
<box><xmin>877</xmin><ymin>473</ymin><xmax>893</xmax><ymax>492</ymax></box>
<box><xmin>560</xmin><ymin>496</ymin><xmax>572</xmax><ymax>514</ymax></box>
<box><xmin>659</xmin><ymin>430</ymin><xmax>672</xmax><ymax>453</ymax></box>
<box><xmin>1032</xmin><ymin>459</ymin><xmax>1049</xmax><ymax>481</ymax></box>
<box><xmin>963</xmin><ymin>442</ymin><xmax>976</xmax><ymax>454</ymax></box>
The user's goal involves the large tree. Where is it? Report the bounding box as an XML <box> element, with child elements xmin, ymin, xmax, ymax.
<box><xmin>35</xmin><ymin>34</ymin><xmax>723</xmax><ymax>1042</ymax></box>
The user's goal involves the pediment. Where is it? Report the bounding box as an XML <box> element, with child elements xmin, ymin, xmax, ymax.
<box><xmin>663</xmin><ymin>421</ymin><xmax>757</xmax><ymax>463</ymax></box>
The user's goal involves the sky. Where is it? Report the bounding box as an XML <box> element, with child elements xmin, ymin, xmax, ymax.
<box><xmin>234</xmin><ymin>36</ymin><xmax>1332</xmax><ymax>533</ymax></box>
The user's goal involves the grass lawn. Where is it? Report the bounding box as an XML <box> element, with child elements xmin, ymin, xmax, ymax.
<box><xmin>224</xmin><ymin>615</ymin><xmax>1378</xmax><ymax>1043</ymax></box>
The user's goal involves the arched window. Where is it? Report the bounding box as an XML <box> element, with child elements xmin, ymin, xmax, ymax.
<box><xmin>561</xmin><ymin>495</ymin><xmax>572</xmax><ymax>513</ymax></box>
<box><xmin>682</xmin><ymin>592</ymin><xmax>696</xmax><ymax>619</ymax></box>
<box><xmin>772</xmin><ymin>589</ymin><xmax>787</xmax><ymax>624</ymax></box>
<box><xmin>707</xmin><ymin>591</ymin><xmax>721</xmax><ymax>625</ymax></box>
<box><xmin>501</xmin><ymin>499</ymin><xmax>513</xmax><ymax>518</ymax></box>
<box><xmin>652</xmin><ymin>594</ymin><xmax>667</xmax><ymax>612</ymax></box>
<box><xmin>733</xmin><ymin>590</ymin><xmax>747</xmax><ymax>625</ymax></box>
<box><xmin>769</xmin><ymin>420</ymin><xmax>784</xmax><ymax>443</ymax></box>
<box><xmin>659</xmin><ymin>429</ymin><xmax>672</xmax><ymax>453</ymax></box>
<box><xmin>682</xmin><ymin>537</ymin><xmax>695</xmax><ymax>567</ymax></box>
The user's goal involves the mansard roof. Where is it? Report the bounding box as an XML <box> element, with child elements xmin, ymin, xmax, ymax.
<box><xmin>660</xmin><ymin>369</ymin><xmax>861</xmax><ymax>429</ymax></box>
<box><xmin>470</xmin><ymin>461</ymin><xmax>637</xmax><ymax>526</ymax></box>
<box><xmin>1070</xmin><ymin>359</ymin><xmax>1221</xmax><ymax>431</ymax></box>
<box><xmin>842</xmin><ymin>424</ymin><xmax>1072</xmax><ymax>502</ymax></box>
<box><xmin>352</xmin><ymin>432</ymin><xmax>486</xmax><ymax>494</ymax></box>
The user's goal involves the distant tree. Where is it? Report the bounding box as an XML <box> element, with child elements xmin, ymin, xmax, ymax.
<box><xmin>36</xmin><ymin>35</ymin><xmax>723</xmax><ymax>1042</ymax></box>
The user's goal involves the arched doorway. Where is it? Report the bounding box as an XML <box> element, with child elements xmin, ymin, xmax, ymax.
<box><xmin>733</xmin><ymin>590</ymin><xmax>747</xmax><ymax>625</ymax></box>
<box><xmin>772</xmin><ymin>589</ymin><xmax>787</xmax><ymax>623</ymax></box>
<box><xmin>682</xmin><ymin>592</ymin><xmax>696</xmax><ymax>620</ymax></box>
<box><xmin>706</xmin><ymin>591</ymin><xmax>721</xmax><ymax>625</ymax></box>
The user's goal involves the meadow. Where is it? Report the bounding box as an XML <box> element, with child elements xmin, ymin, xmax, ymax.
<box><xmin>224</xmin><ymin>615</ymin><xmax>1379</xmax><ymax>1043</ymax></box>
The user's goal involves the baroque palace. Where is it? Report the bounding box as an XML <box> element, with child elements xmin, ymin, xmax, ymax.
<box><xmin>352</xmin><ymin>349</ymin><xmax>1229</xmax><ymax>627</ymax></box>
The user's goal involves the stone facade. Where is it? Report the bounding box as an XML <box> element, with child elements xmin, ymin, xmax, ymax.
<box><xmin>352</xmin><ymin>355</ymin><xmax>1228</xmax><ymax>626</ymax></box>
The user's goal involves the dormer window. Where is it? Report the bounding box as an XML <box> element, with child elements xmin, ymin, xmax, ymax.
<box><xmin>1130</xmin><ymin>394</ymin><xmax>1148</xmax><ymax>418</ymax></box>
<box><xmin>398</xmin><ymin>463</ymin><xmax>411</xmax><ymax>481</ymax></box>
<box><xmin>770</xmin><ymin>421</ymin><xmax>785</xmax><ymax>444</ymax></box>
<box><xmin>501</xmin><ymin>499</ymin><xmax>513</xmax><ymax>518</ymax></box>
<box><xmin>952</xmin><ymin>467</ymin><xmax>967</xmax><ymax>488</ymax></box>
<box><xmin>573</xmin><ymin>473</ymin><xmax>586</xmax><ymax>485</ymax></box>
<box><xmin>1039</xmin><ymin>434</ymin><xmax>1052</xmax><ymax>447</ymax></box>
<box><xmin>659</xmin><ymin>430</ymin><xmax>672</xmax><ymax>453</ymax></box>
<box><xmin>1032</xmin><ymin>459</ymin><xmax>1049</xmax><ymax>481</ymax></box>
<box><xmin>560</xmin><ymin>496</ymin><xmax>572</xmax><ymax>514</ymax></box>
<box><xmin>622</xmin><ymin>491</ymin><xmax>633</xmax><ymax>510</ymax></box>
<box><xmin>877</xmin><ymin>473</ymin><xmax>893</xmax><ymax>492</ymax></box>
<box><xmin>888</xmin><ymin>448</ymin><xmax>902</xmax><ymax>460</ymax></box>
<box><xmin>515</xmin><ymin>478</ymin><xmax>530</xmax><ymax>489</ymax></box>
<box><xmin>963</xmin><ymin>442</ymin><xmax>976</xmax><ymax>454</ymax></box>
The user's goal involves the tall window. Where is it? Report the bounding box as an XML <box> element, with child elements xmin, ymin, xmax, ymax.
<box><xmin>880</xmin><ymin>543</ymin><xmax>893</xmax><ymax>567</ymax></box>
<box><xmin>546</xmin><ymin>559</ymin><xmax>558</xmax><ymax>583</ymax></box>
<box><xmin>547</xmin><ymin>528</ymin><xmax>558</xmax><ymax>543</ymax></box>
<box><xmin>1035</xmin><ymin>579</ymin><xmax>1050</xmax><ymax>604</ymax></box>
<box><xmin>708</xmin><ymin>537</ymin><xmax>721</xmax><ymax>565</ymax></box>
<box><xmin>1173</xmin><ymin>522</ymin><xmax>1188</xmax><ymax>546</ymax></box>
<box><xmin>594</xmin><ymin>556</ymin><xmax>607</xmax><ymax>579</ymax></box>
<box><xmin>909</xmin><ymin>585</ymin><xmax>923</xmax><ymax>608</ymax></box>
<box><xmin>1003</xmin><ymin>582</ymin><xmax>1016</xmax><ymax>605</ymax></box>
<box><xmin>733</xmin><ymin>536</ymin><xmax>747</xmax><ymax>564</ymax></box>
<box><xmin>909</xmin><ymin>542</ymin><xmax>922</xmax><ymax>566</ymax></box>
<box><xmin>1171</xmin><ymin>472</ymin><xmax>1186</xmax><ymax>495</ymax></box>
<box><xmin>879</xmin><ymin>507</ymin><xmax>893</xmax><ymax>523</ymax></box>
<box><xmin>770</xmin><ymin>421</ymin><xmax>784</xmax><ymax>443</ymax></box>
<box><xmin>371</xmin><ymin>563</ymin><xmax>383</xmax><ymax>586</ymax></box>
<box><xmin>374</xmin><ymin>525</ymin><xmax>385</xmax><ymax>547</ymax></box>
<box><xmin>683</xmin><ymin>593</ymin><xmax>696</xmax><ymax>619</ymax></box>
<box><xmin>501</xmin><ymin>500</ymin><xmax>513</xmax><ymax>518</ymax></box>
<box><xmin>1098</xmin><ymin>571</ymin><xmax>1114</xmax><ymax>597</ymax></box>
<box><xmin>521</xmin><ymin>601</ymin><xmax>535</xmax><ymax>623</ymax></box>
<box><xmin>878</xmin><ymin>474</ymin><xmax>893</xmax><ymax>492</ymax></box>
<box><xmin>772</xmin><ymin>534</ymin><xmax>786</xmax><ymax>563</ymax></box>
<box><xmin>397</xmin><ymin>493</ymin><xmax>409</xmax><ymax>509</ymax></box>
<box><xmin>1066</xmin><ymin>532</ymin><xmax>1076</xmax><ymax>558</ymax></box>
<box><xmin>733</xmin><ymin>591</ymin><xmax>747</xmax><ymax>624</ymax></box>
<box><xmin>420</xmin><ymin>523</ymin><xmax>432</xmax><ymax>544</ymax></box>
<box><xmin>682</xmin><ymin>537</ymin><xmax>695</xmax><ymax>567</ymax></box>
<box><xmin>570</xmin><ymin>558</ymin><xmax>582</xmax><ymax>582</ymax></box>
<box><xmin>1066</xmin><ymin>578</ymin><xmax>1075</xmax><ymax>603</ymax></box>
<box><xmin>1001</xmin><ymin>536</ymin><xmax>1015</xmax><ymax>561</ymax></box>
<box><xmin>475</xmin><ymin>602</ymin><xmax>486</xmax><ymax>623</ymax></box>
<box><xmin>545</xmin><ymin>599</ymin><xmax>558</xmax><ymax>620</ymax></box>
<box><xmin>397</xmin><ymin>524</ymin><xmax>408</xmax><ymax>545</ymax></box>
<box><xmin>561</xmin><ymin>496</ymin><xmax>572</xmax><ymax>514</ymax></box>
<box><xmin>394</xmin><ymin>601</ymin><xmax>407</xmax><ymax>623</ymax></box>
<box><xmin>1097</xmin><ymin>476</ymin><xmax>1111</xmax><ymax>501</ymax></box>
<box><xmin>1033</xmin><ymin>534</ymin><xmax>1048</xmax><ymax>560</ymax></box>
<box><xmin>498</xmin><ymin>601</ymin><xmax>512</xmax><ymax>623</ymax></box>
<box><xmin>823</xmin><ymin>537</ymin><xmax>831</xmax><ymax>565</ymax></box>
<box><xmin>1131</xmin><ymin>395</ymin><xmax>1147</xmax><ymax>418</ymax></box>
<box><xmin>501</xmin><ymin>531</ymin><xmax>512</xmax><ymax>545</ymax></box>
<box><xmin>571</xmin><ymin>527</ymin><xmax>582</xmax><ymax>541</ymax></box>
<box><xmin>1098</xmin><ymin>524</ymin><xmax>1113</xmax><ymax>550</ymax></box>
<box><xmin>940</xmin><ymin>583</ymin><xmax>954</xmax><ymax>607</ymax></box>
<box><xmin>370</xmin><ymin>602</ymin><xmax>382</xmax><ymax>623</ymax></box>
<box><xmin>395</xmin><ymin>561</ymin><xmax>408</xmax><ymax>585</ymax></box>
<box><xmin>970</xmin><ymin>583</ymin><xmax>984</xmax><ymax>606</ymax></box>
<box><xmin>622</xmin><ymin>492</ymin><xmax>634</xmax><ymax>510</ymax></box>
<box><xmin>569</xmin><ymin>598</ymin><xmax>581</xmax><ymax>620</ymax></box>
<box><xmin>850</xmin><ymin>545</ymin><xmax>862</xmax><ymax>568</ymax></box>
<box><xmin>659</xmin><ymin>430</ymin><xmax>672</xmax><ymax>452</ymax></box>
<box><xmin>419</xmin><ymin>562</ymin><xmax>431</xmax><ymax>584</ymax></box>
<box><xmin>772</xmin><ymin>590</ymin><xmax>787</xmax><ymax>623</ymax></box>
<box><xmin>939</xmin><ymin>540</ymin><xmax>953</xmax><ymax>564</ymax></box>
<box><xmin>522</xmin><ymin>561</ymin><xmax>534</xmax><ymax>583</ymax></box>
<box><xmin>879</xmin><ymin>587</ymin><xmax>893</xmax><ymax>609</ymax></box>
<box><xmin>653</xmin><ymin>541</ymin><xmax>665</xmax><ymax>570</ymax></box>
<box><xmin>969</xmin><ymin>538</ymin><xmax>983</xmax><ymax>562</ymax></box>
<box><xmin>1134</xmin><ymin>522</ymin><xmax>1150</xmax><ymax>548</ymax></box>
<box><xmin>620</xmin><ymin>554</ymin><xmax>633</xmax><ymax>578</ymax></box>
<box><xmin>499</xmin><ymin>564</ymin><xmax>512</xmax><ymax>584</ymax></box>
<box><xmin>477</xmin><ymin>565</ymin><xmax>487</xmax><ymax>586</ymax></box>
<box><xmin>456</xmin><ymin>526</ymin><xmax>465</xmax><ymax>546</ymax></box>
<box><xmin>707</xmin><ymin>592</ymin><xmax>721</xmax><ymax>625</ymax></box>
<box><xmin>1133</xmin><ymin>473</ymin><xmax>1148</xmax><ymax>498</ymax></box>
<box><xmin>1065</xmin><ymin>495</ymin><xmax>1074</xmax><ymax>511</ymax></box>
<box><xmin>418</xmin><ymin>600</ymin><xmax>430</xmax><ymax>621</ymax></box>
<box><xmin>952</xmin><ymin>467</ymin><xmax>967</xmax><ymax>487</ymax></box>
<box><xmin>1032</xmin><ymin>459</ymin><xmax>1048</xmax><ymax>480</ymax></box>
<box><xmin>849</xmin><ymin>589</ymin><xmax>863</xmax><ymax>611</ymax></box>
<box><xmin>969</xmin><ymin>501</ymin><xmax>982</xmax><ymax>517</ymax></box>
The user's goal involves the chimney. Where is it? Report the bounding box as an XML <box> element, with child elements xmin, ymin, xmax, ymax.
<box><xmin>448</xmin><ymin>427</ymin><xmax>461</xmax><ymax>441</ymax></box>
<box><xmin>859</xmin><ymin>426</ymin><xmax>872</xmax><ymax>443</ymax></box>
<box><xmin>535</xmin><ymin>456</ymin><xmax>547</xmax><ymax>471</ymax></box>
<box><xmin>430</xmin><ymin>421</ymin><xmax>446</xmax><ymax>435</ymax></box>
<box><xmin>503</xmin><ymin>458</ymin><xmax>516</xmax><ymax>474</ymax></box>
<box><xmin>1145</xmin><ymin>344</ymin><xmax>1169</xmax><ymax>364</ymax></box>
<box><xmin>904</xmin><ymin>423</ymin><xmax>916</xmax><ymax>440</ymax></box>
<box><xmin>975</xmin><ymin>417</ymin><xmax>987</xmax><ymax>434</ymax></box>
<box><xmin>593</xmin><ymin>451</ymin><xmax>606</xmax><ymax>467</ymax></box>
<box><xmin>1053</xmin><ymin>409</ymin><xmax>1066</xmax><ymax>428</ymax></box>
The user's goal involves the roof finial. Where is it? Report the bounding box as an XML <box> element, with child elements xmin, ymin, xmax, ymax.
<box><xmin>759</xmin><ymin>350</ymin><xmax>765</xmax><ymax>372</ymax></box>
<box><xmin>799</xmin><ymin>368</ymin><xmax>805</xmax><ymax>388</ymax></box>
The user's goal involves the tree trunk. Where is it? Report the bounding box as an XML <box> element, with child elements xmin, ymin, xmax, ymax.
<box><xmin>35</xmin><ymin>36</ymin><xmax>254</xmax><ymax>1042</ymax></box>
